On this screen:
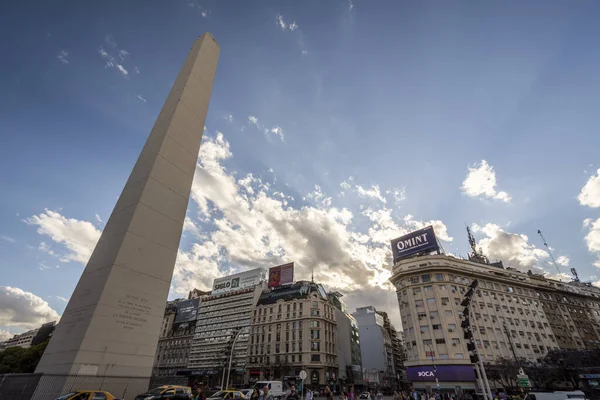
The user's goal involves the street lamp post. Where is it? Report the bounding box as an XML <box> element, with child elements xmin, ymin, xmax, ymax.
<box><xmin>225</xmin><ymin>328</ymin><xmax>248</xmax><ymax>389</ymax></box>
<box><xmin>425</xmin><ymin>343</ymin><xmax>439</xmax><ymax>392</ymax></box>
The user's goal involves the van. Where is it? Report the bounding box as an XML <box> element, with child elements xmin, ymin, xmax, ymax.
<box><xmin>525</xmin><ymin>391</ymin><xmax>587</xmax><ymax>400</ymax></box>
<box><xmin>253</xmin><ymin>381</ymin><xmax>285</xmax><ymax>399</ymax></box>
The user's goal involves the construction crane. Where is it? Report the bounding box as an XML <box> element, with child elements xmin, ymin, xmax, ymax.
<box><xmin>537</xmin><ymin>229</ymin><xmax>561</xmax><ymax>276</ymax></box>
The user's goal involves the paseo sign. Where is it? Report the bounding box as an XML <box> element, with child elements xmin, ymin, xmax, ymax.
<box><xmin>391</xmin><ymin>226</ymin><xmax>439</xmax><ymax>262</ymax></box>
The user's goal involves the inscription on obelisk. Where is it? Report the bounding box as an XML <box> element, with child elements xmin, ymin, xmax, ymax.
<box><xmin>33</xmin><ymin>33</ymin><xmax>219</xmax><ymax>399</ymax></box>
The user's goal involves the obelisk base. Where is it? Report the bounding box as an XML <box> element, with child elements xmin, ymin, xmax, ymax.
<box><xmin>32</xmin><ymin>374</ymin><xmax>150</xmax><ymax>400</ymax></box>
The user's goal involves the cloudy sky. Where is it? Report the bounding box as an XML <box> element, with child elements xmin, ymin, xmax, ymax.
<box><xmin>2</xmin><ymin>0</ymin><xmax>600</xmax><ymax>339</ymax></box>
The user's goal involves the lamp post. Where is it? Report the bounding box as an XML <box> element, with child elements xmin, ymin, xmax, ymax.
<box><xmin>225</xmin><ymin>327</ymin><xmax>248</xmax><ymax>389</ymax></box>
<box><xmin>425</xmin><ymin>343</ymin><xmax>439</xmax><ymax>392</ymax></box>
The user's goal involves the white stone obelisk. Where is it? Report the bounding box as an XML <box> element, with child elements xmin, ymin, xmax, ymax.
<box><xmin>33</xmin><ymin>33</ymin><xmax>219</xmax><ymax>399</ymax></box>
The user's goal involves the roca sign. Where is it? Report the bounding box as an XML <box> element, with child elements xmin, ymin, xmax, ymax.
<box><xmin>390</xmin><ymin>225</ymin><xmax>439</xmax><ymax>262</ymax></box>
<box><xmin>417</xmin><ymin>371</ymin><xmax>435</xmax><ymax>377</ymax></box>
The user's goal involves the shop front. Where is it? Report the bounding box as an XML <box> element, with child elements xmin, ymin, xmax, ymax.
<box><xmin>407</xmin><ymin>365</ymin><xmax>477</xmax><ymax>393</ymax></box>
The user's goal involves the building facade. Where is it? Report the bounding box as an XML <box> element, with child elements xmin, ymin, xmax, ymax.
<box><xmin>376</xmin><ymin>311</ymin><xmax>407</xmax><ymax>389</ymax></box>
<box><xmin>353</xmin><ymin>306</ymin><xmax>397</xmax><ymax>390</ymax></box>
<box><xmin>245</xmin><ymin>281</ymin><xmax>338</xmax><ymax>389</ymax></box>
<box><xmin>187</xmin><ymin>268</ymin><xmax>267</xmax><ymax>386</ymax></box>
<box><xmin>153</xmin><ymin>293</ymin><xmax>206</xmax><ymax>377</ymax></box>
<box><xmin>389</xmin><ymin>254</ymin><xmax>600</xmax><ymax>391</ymax></box>
<box><xmin>329</xmin><ymin>292</ymin><xmax>364</xmax><ymax>389</ymax></box>
<box><xmin>3</xmin><ymin>329</ymin><xmax>39</xmax><ymax>349</ymax></box>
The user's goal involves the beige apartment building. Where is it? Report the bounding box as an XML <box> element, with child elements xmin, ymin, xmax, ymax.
<box><xmin>245</xmin><ymin>281</ymin><xmax>339</xmax><ymax>388</ymax></box>
<box><xmin>389</xmin><ymin>254</ymin><xmax>600</xmax><ymax>391</ymax></box>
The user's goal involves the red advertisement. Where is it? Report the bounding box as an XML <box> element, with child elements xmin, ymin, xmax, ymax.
<box><xmin>268</xmin><ymin>262</ymin><xmax>294</xmax><ymax>288</ymax></box>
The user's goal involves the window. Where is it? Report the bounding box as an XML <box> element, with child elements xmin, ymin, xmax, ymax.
<box><xmin>276</xmin><ymin>344</ymin><xmax>280</xmax><ymax>353</ymax></box>
<box><xmin>312</xmin><ymin>302</ymin><xmax>318</xmax><ymax>309</ymax></box>
<box><xmin>445</xmin><ymin>310</ymin><xmax>453</xmax><ymax>316</ymax></box>
<box><xmin>448</xmin><ymin>324</ymin><xmax>456</xmax><ymax>331</ymax></box>
<box><xmin>451</xmin><ymin>338</ymin><xmax>460</xmax><ymax>345</ymax></box>
<box><xmin>311</xmin><ymin>309</ymin><xmax>320</xmax><ymax>316</ymax></box>
<box><xmin>435</xmin><ymin>338</ymin><xmax>445</xmax><ymax>344</ymax></box>
<box><xmin>93</xmin><ymin>393</ymin><xmax>107</xmax><ymax>400</ymax></box>
<box><xmin>415</xmin><ymin>300</ymin><xmax>424</xmax><ymax>308</ymax></box>
<box><xmin>418</xmin><ymin>312</ymin><xmax>427</xmax><ymax>320</ymax></box>
<box><xmin>311</xmin><ymin>354</ymin><xmax>321</xmax><ymax>362</ymax></box>
<box><xmin>427</xmin><ymin>298</ymin><xmax>436</xmax><ymax>304</ymax></box>
<box><xmin>435</xmin><ymin>274</ymin><xmax>444</xmax><ymax>281</ymax></box>
<box><xmin>420</xmin><ymin>326</ymin><xmax>429</xmax><ymax>333</ymax></box>
<box><xmin>411</xmin><ymin>276</ymin><xmax>420</xmax><ymax>284</ymax></box>
<box><xmin>422</xmin><ymin>274</ymin><xmax>431</xmax><ymax>283</ymax></box>
<box><xmin>423</xmin><ymin>339</ymin><xmax>433</xmax><ymax>346</ymax></box>
<box><xmin>430</xmin><ymin>311</ymin><xmax>439</xmax><ymax>318</ymax></box>
<box><xmin>432</xmin><ymin>324</ymin><xmax>441</xmax><ymax>330</ymax></box>
<box><xmin>455</xmin><ymin>353</ymin><xmax>465</xmax><ymax>359</ymax></box>
<box><xmin>311</xmin><ymin>330</ymin><xmax>320</xmax><ymax>339</ymax></box>
<box><xmin>311</xmin><ymin>341</ymin><xmax>320</xmax><ymax>351</ymax></box>
<box><xmin>424</xmin><ymin>286</ymin><xmax>433</xmax><ymax>292</ymax></box>
<box><xmin>438</xmin><ymin>354</ymin><xmax>449</xmax><ymax>359</ymax></box>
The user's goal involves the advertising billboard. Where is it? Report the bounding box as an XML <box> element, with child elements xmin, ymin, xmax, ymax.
<box><xmin>268</xmin><ymin>262</ymin><xmax>294</xmax><ymax>288</ymax></box>
<box><xmin>174</xmin><ymin>298</ymin><xmax>200</xmax><ymax>323</ymax></box>
<box><xmin>391</xmin><ymin>225</ymin><xmax>439</xmax><ymax>262</ymax></box>
<box><xmin>406</xmin><ymin>366</ymin><xmax>476</xmax><ymax>382</ymax></box>
<box><xmin>212</xmin><ymin>268</ymin><xmax>266</xmax><ymax>294</ymax></box>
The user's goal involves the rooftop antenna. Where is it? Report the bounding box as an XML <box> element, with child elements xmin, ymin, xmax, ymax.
<box><xmin>466</xmin><ymin>225</ymin><xmax>478</xmax><ymax>256</ymax></box>
<box><xmin>537</xmin><ymin>229</ymin><xmax>561</xmax><ymax>276</ymax></box>
<box><xmin>311</xmin><ymin>265</ymin><xmax>314</xmax><ymax>283</ymax></box>
<box><xmin>571</xmin><ymin>268</ymin><xmax>580</xmax><ymax>283</ymax></box>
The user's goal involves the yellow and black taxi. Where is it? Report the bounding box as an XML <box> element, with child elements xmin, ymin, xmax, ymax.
<box><xmin>55</xmin><ymin>391</ymin><xmax>118</xmax><ymax>400</ymax></box>
<box><xmin>135</xmin><ymin>385</ymin><xmax>193</xmax><ymax>400</ymax></box>
<box><xmin>207</xmin><ymin>390</ymin><xmax>248</xmax><ymax>400</ymax></box>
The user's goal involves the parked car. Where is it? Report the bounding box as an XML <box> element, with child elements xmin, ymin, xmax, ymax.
<box><xmin>135</xmin><ymin>385</ymin><xmax>192</xmax><ymax>400</ymax></box>
<box><xmin>358</xmin><ymin>393</ymin><xmax>370</xmax><ymax>399</ymax></box>
<box><xmin>207</xmin><ymin>390</ymin><xmax>248</xmax><ymax>400</ymax></box>
<box><xmin>253</xmin><ymin>381</ymin><xmax>285</xmax><ymax>399</ymax></box>
<box><xmin>55</xmin><ymin>391</ymin><xmax>118</xmax><ymax>400</ymax></box>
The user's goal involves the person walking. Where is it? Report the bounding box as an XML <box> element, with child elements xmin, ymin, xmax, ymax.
<box><xmin>251</xmin><ymin>388</ymin><xmax>260</xmax><ymax>400</ymax></box>
<box><xmin>326</xmin><ymin>386</ymin><xmax>334</xmax><ymax>400</ymax></box>
<box><xmin>264</xmin><ymin>386</ymin><xmax>274</xmax><ymax>400</ymax></box>
<box><xmin>306</xmin><ymin>387</ymin><xmax>314</xmax><ymax>400</ymax></box>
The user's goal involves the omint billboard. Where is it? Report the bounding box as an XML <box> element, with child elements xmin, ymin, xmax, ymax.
<box><xmin>391</xmin><ymin>225</ymin><xmax>439</xmax><ymax>262</ymax></box>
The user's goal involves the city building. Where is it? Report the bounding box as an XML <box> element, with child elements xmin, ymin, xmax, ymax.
<box><xmin>245</xmin><ymin>281</ymin><xmax>338</xmax><ymax>390</ymax></box>
<box><xmin>4</xmin><ymin>329</ymin><xmax>39</xmax><ymax>349</ymax></box>
<box><xmin>153</xmin><ymin>292</ymin><xmax>208</xmax><ymax>377</ymax></box>
<box><xmin>329</xmin><ymin>292</ymin><xmax>364</xmax><ymax>390</ymax></box>
<box><xmin>352</xmin><ymin>306</ymin><xmax>397</xmax><ymax>390</ymax></box>
<box><xmin>1</xmin><ymin>321</ymin><xmax>57</xmax><ymax>350</ymax></box>
<box><xmin>376</xmin><ymin>311</ymin><xmax>407</xmax><ymax>390</ymax></box>
<box><xmin>389</xmin><ymin>253</ymin><xmax>600</xmax><ymax>392</ymax></box>
<box><xmin>187</xmin><ymin>268</ymin><xmax>267</xmax><ymax>386</ymax></box>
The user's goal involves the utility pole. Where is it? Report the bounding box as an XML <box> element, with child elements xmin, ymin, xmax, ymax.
<box><xmin>225</xmin><ymin>328</ymin><xmax>247</xmax><ymax>389</ymax></box>
<box><xmin>460</xmin><ymin>279</ymin><xmax>493</xmax><ymax>400</ymax></box>
<box><xmin>503</xmin><ymin>324</ymin><xmax>521</xmax><ymax>369</ymax></box>
<box><xmin>425</xmin><ymin>343</ymin><xmax>439</xmax><ymax>392</ymax></box>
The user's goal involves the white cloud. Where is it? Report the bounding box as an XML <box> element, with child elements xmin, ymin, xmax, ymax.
<box><xmin>340</xmin><ymin>180</ymin><xmax>352</xmax><ymax>190</ymax></box>
<box><xmin>0</xmin><ymin>235</ymin><xmax>16</xmax><ymax>243</ymax></box>
<box><xmin>276</xmin><ymin>15</ymin><xmax>299</xmax><ymax>32</ymax></box>
<box><xmin>471</xmin><ymin>223</ymin><xmax>549</xmax><ymax>271</ymax></box>
<box><xmin>584</xmin><ymin>218</ymin><xmax>600</xmax><ymax>266</ymax></box>
<box><xmin>98</xmin><ymin>39</ymin><xmax>131</xmax><ymax>78</ymax></box>
<box><xmin>578</xmin><ymin>169</ymin><xmax>600</xmax><ymax>208</ymax></box>
<box><xmin>276</xmin><ymin>15</ymin><xmax>287</xmax><ymax>30</ymax></box>
<box><xmin>543</xmin><ymin>272</ymin><xmax>572</xmax><ymax>282</ymax></box>
<box><xmin>201</xmin><ymin>10</ymin><xmax>208</xmax><ymax>18</ymax></box>
<box><xmin>356</xmin><ymin>184</ymin><xmax>386</xmax><ymax>204</ymax></box>
<box><xmin>56</xmin><ymin>296</ymin><xmax>69</xmax><ymax>303</ymax></box>
<box><xmin>555</xmin><ymin>255</ymin><xmax>570</xmax><ymax>267</ymax></box>
<box><xmin>134</xmin><ymin>66</ymin><xmax>140</xmax><ymax>74</ymax></box>
<box><xmin>57</xmin><ymin>50</ymin><xmax>69</xmax><ymax>64</ymax></box>
<box><xmin>247</xmin><ymin>115</ymin><xmax>285</xmax><ymax>141</ymax></box>
<box><xmin>0</xmin><ymin>329</ymin><xmax>12</xmax><ymax>341</ymax></box>
<box><xmin>224</xmin><ymin>114</ymin><xmax>233</xmax><ymax>122</ymax></box>
<box><xmin>270</xmin><ymin>126</ymin><xmax>285</xmax><ymax>141</ymax></box>
<box><xmin>136</xmin><ymin>94</ymin><xmax>147</xmax><ymax>102</ymax></box>
<box><xmin>461</xmin><ymin>160</ymin><xmax>512</xmax><ymax>203</ymax></box>
<box><xmin>95</xmin><ymin>213</ymin><xmax>103</xmax><ymax>224</ymax></box>
<box><xmin>25</xmin><ymin>209</ymin><xmax>101</xmax><ymax>264</ymax></box>
<box><xmin>116</xmin><ymin>64</ymin><xmax>128</xmax><ymax>76</ymax></box>
<box><xmin>0</xmin><ymin>287</ymin><xmax>60</xmax><ymax>330</ymax></box>
<box><xmin>386</xmin><ymin>188</ymin><xmax>406</xmax><ymax>203</ymax></box>
<box><xmin>348</xmin><ymin>0</ymin><xmax>354</xmax><ymax>11</ymax></box>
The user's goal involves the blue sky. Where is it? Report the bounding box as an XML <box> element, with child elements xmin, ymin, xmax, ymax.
<box><xmin>1</xmin><ymin>0</ymin><xmax>600</xmax><ymax>336</ymax></box>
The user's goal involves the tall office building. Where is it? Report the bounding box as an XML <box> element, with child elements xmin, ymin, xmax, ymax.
<box><xmin>329</xmin><ymin>292</ymin><xmax>364</xmax><ymax>390</ymax></box>
<box><xmin>389</xmin><ymin>253</ymin><xmax>600</xmax><ymax>392</ymax></box>
<box><xmin>187</xmin><ymin>268</ymin><xmax>266</xmax><ymax>386</ymax></box>
<box><xmin>352</xmin><ymin>306</ymin><xmax>397</xmax><ymax>390</ymax></box>
<box><xmin>33</xmin><ymin>33</ymin><xmax>219</xmax><ymax>400</ymax></box>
